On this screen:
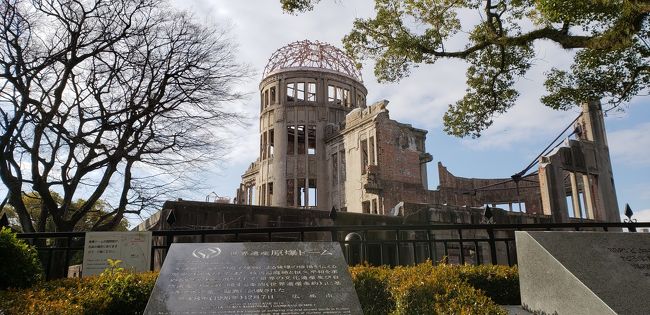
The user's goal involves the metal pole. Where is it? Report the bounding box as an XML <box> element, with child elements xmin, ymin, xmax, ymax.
<box><xmin>487</xmin><ymin>227</ymin><xmax>498</xmax><ymax>265</ymax></box>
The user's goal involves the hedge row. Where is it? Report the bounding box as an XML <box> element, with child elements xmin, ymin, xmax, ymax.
<box><xmin>0</xmin><ymin>261</ymin><xmax>157</xmax><ymax>315</ymax></box>
<box><xmin>0</xmin><ymin>227</ymin><xmax>44</xmax><ymax>290</ymax></box>
<box><xmin>1</xmin><ymin>261</ymin><xmax>519</xmax><ymax>315</ymax></box>
<box><xmin>350</xmin><ymin>262</ymin><xmax>519</xmax><ymax>315</ymax></box>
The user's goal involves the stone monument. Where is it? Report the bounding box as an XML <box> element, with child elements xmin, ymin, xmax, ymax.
<box><xmin>516</xmin><ymin>231</ymin><xmax>650</xmax><ymax>315</ymax></box>
<box><xmin>144</xmin><ymin>242</ymin><xmax>363</xmax><ymax>315</ymax></box>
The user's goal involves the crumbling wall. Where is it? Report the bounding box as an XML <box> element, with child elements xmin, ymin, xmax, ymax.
<box><xmin>434</xmin><ymin>163</ymin><xmax>542</xmax><ymax>214</ymax></box>
<box><xmin>538</xmin><ymin>100</ymin><xmax>620</xmax><ymax>222</ymax></box>
<box><xmin>420</xmin><ymin>101</ymin><xmax>619</xmax><ymax>223</ymax></box>
<box><xmin>329</xmin><ymin>100</ymin><xmax>431</xmax><ymax>214</ymax></box>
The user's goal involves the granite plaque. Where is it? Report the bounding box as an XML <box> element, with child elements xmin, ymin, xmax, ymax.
<box><xmin>82</xmin><ymin>231</ymin><xmax>152</xmax><ymax>276</ymax></box>
<box><xmin>144</xmin><ymin>242</ymin><xmax>363</xmax><ymax>315</ymax></box>
<box><xmin>516</xmin><ymin>231</ymin><xmax>650</xmax><ymax>315</ymax></box>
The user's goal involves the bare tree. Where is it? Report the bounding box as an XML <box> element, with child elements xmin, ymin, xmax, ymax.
<box><xmin>0</xmin><ymin>0</ymin><xmax>248</xmax><ymax>232</ymax></box>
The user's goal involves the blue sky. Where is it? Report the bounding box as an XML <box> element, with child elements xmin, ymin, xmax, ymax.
<box><xmin>154</xmin><ymin>0</ymin><xmax>650</xmax><ymax>225</ymax></box>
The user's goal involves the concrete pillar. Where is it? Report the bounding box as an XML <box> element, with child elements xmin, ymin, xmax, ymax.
<box><xmin>578</xmin><ymin>100</ymin><xmax>620</xmax><ymax>222</ymax></box>
<box><xmin>316</xmin><ymin>119</ymin><xmax>328</xmax><ymax>210</ymax></box>
<box><xmin>272</xmin><ymin>112</ymin><xmax>287</xmax><ymax>207</ymax></box>
<box><xmin>539</xmin><ymin>152</ymin><xmax>569</xmax><ymax>222</ymax></box>
<box><xmin>582</xmin><ymin>174</ymin><xmax>595</xmax><ymax>219</ymax></box>
<box><xmin>569</xmin><ymin>172</ymin><xmax>582</xmax><ymax>218</ymax></box>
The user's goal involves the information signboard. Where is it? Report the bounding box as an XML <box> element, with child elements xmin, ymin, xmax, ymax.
<box><xmin>82</xmin><ymin>231</ymin><xmax>152</xmax><ymax>276</ymax></box>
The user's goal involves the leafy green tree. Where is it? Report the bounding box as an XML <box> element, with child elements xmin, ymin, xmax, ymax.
<box><xmin>2</xmin><ymin>192</ymin><xmax>128</xmax><ymax>232</ymax></box>
<box><xmin>281</xmin><ymin>0</ymin><xmax>649</xmax><ymax>137</ymax></box>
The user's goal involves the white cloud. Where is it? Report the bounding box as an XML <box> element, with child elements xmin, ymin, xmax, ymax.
<box><xmin>608</xmin><ymin>122</ymin><xmax>650</xmax><ymax>167</ymax></box>
<box><xmin>460</xmin><ymin>41</ymin><xmax>581</xmax><ymax>150</ymax></box>
<box><xmin>219</xmin><ymin>125</ymin><xmax>260</xmax><ymax>169</ymax></box>
<box><xmin>369</xmin><ymin>60</ymin><xmax>467</xmax><ymax>130</ymax></box>
<box><xmin>461</xmin><ymin>102</ymin><xmax>579</xmax><ymax>151</ymax></box>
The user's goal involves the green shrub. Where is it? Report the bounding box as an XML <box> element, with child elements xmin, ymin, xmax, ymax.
<box><xmin>349</xmin><ymin>265</ymin><xmax>395</xmax><ymax>315</ymax></box>
<box><xmin>0</xmin><ymin>260</ymin><xmax>158</xmax><ymax>315</ymax></box>
<box><xmin>0</xmin><ymin>227</ymin><xmax>44</xmax><ymax>289</ymax></box>
<box><xmin>95</xmin><ymin>259</ymin><xmax>157</xmax><ymax>315</ymax></box>
<box><xmin>0</xmin><ymin>258</ymin><xmax>519</xmax><ymax>315</ymax></box>
<box><xmin>350</xmin><ymin>262</ymin><xmax>519</xmax><ymax>314</ymax></box>
<box><xmin>454</xmin><ymin>264</ymin><xmax>520</xmax><ymax>305</ymax></box>
<box><xmin>0</xmin><ymin>277</ymin><xmax>98</xmax><ymax>315</ymax></box>
<box><xmin>393</xmin><ymin>276</ymin><xmax>506</xmax><ymax>315</ymax></box>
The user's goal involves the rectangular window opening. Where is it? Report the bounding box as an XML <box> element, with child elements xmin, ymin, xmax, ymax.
<box><xmin>268</xmin><ymin>129</ymin><xmax>274</xmax><ymax>158</ymax></box>
<box><xmin>331</xmin><ymin>153</ymin><xmax>338</xmax><ymax>186</ymax></box>
<box><xmin>307</xmin><ymin>83</ymin><xmax>316</xmax><ymax>102</ymax></box>
<box><xmin>270</xmin><ymin>87</ymin><xmax>276</xmax><ymax>104</ymax></box>
<box><xmin>287</xmin><ymin>83</ymin><xmax>295</xmax><ymax>102</ymax></box>
<box><xmin>492</xmin><ymin>203</ymin><xmax>511</xmax><ymax>211</ymax></box>
<box><xmin>357</xmin><ymin>93</ymin><xmax>364</xmax><ymax>107</ymax></box>
<box><xmin>361</xmin><ymin>139</ymin><xmax>368</xmax><ymax>175</ymax></box>
<box><xmin>566</xmin><ymin>196</ymin><xmax>574</xmax><ymax>217</ymax></box>
<box><xmin>286</xmin><ymin>179</ymin><xmax>294</xmax><ymax>206</ymax></box>
<box><xmin>336</xmin><ymin>87</ymin><xmax>343</xmax><ymax>105</ymax></box>
<box><xmin>287</xmin><ymin>125</ymin><xmax>295</xmax><ymax>155</ymax></box>
<box><xmin>362</xmin><ymin>201</ymin><xmax>370</xmax><ymax>214</ymax></box>
<box><xmin>308</xmin><ymin>179</ymin><xmax>317</xmax><ymax>207</ymax></box>
<box><xmin>297</xmin><ymin>125</ymin><xmax>306</xmax><ymax>155</ymax></box>
<box><xmin>297</xmin><ymin>82</ymin><xmax>305</xmax><ymax>101</ymax></box>
<box><xmin>328</xmin><ymin>85</ymin><xmax>336</xmax><ymax>102</ymax></box>
<box><xmin>369</xmin><ymin>136</ymin><xmax>376</xmax><ymax>165</ymax></box>
<box><xmin>261</xmin><ymin>132</ymin><xmax>267</xmax><ymax>159</ymax></box>
<box><xmin>339</xmin><ymin>149</ymin><xmax>346</xmax><ymax>182</ymax></box>
<box><xmin>343</xmin><ymin>89</ymin><xmax>350</xmax><ymax>107</ymax></box>
<box><xmin>578</xmin><ymin>192</ymin><xmax>586</xmax><ymax>218</ymax></box>
<box><xmin>416</xmin><ymin>138</ymin><xmax>424</xmax><ymax>151</ymax></box>
<box><xmin>268</xmin><ymin>182</ymin><xmax>273</xmax><ymax>206</ymax></box>
<box><xmin>308</xmin><ymin>125</ymin><xmax>316</xmax><ymax>155</ymax></box>
<box><xmin>371</xmin><ymin>199</ymin><xmax>378</xmax><ymax>214</ymax></box>
<box><xmin>297</xmin><ymin>178</ymin><xmax>306</xmax><ymax>207</ymax></box>
<box><xmin>517</xmin><ymin>202</ymin><xmax>526</xmax><ymax>212</ymax></box>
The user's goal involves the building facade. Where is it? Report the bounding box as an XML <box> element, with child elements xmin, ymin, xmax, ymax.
<box><xmin>235</xmin><ymin>40</ymin><xmax>620</xmax><ymax>223</ymax></box>
<box><xmin>235</xmin><ymin>40</ymin><xmax>431</xmax><ymax>214</ymax></box>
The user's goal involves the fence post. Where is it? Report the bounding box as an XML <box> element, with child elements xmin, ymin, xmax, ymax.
<box><xmin>395</xmin><ymin>229</ymin><xmax>401</xmax><ymax>265</ymax></box>
<box><xmin>362</xmin><ymin>230</ymin><xmax>368</xmax><ymax>264</ymax></box>
<box><xmin>64</xmin><ymin>236</ymin><xmax>71</xmax><ymax>278</ymax></box>
<box><xmin>458</xmin><ymin>229</ymin><xmax>465</xmax><ymax>265</ymax></box>
<box><xmin>487</xmin><ymin>227</ymin><xmax>498</xmax><ymax>265</ymax></box>
<box><xmin>150</xmin><ymin>245</ymin><xmax>155</xmax><ymax>271</ymax></box>
<box><xmin>166</xmin><ymin>234</ymin><xmax>173</xmax><ymax>251</ymax></box>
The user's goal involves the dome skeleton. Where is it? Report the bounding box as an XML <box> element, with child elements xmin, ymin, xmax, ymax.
<box><xmin>263</xmin><ymin>40</ymin><xmax>362</xmax><ymax>82</ymax></box>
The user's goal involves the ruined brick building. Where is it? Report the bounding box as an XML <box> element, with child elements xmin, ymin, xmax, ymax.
<box><xmin>234</xmin><ymin>40</ymin><xmax>620</xmax><ymax>223</ymax></box>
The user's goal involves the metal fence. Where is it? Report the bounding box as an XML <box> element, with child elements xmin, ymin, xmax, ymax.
<box><xmin>17</xmin><ymin>222</ymin><xmax>650</xmax><ymax>280</ymax></box>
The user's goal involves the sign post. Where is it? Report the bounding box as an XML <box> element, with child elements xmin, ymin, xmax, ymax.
<box><xmin>82</xmin><ymin>231</ymin><xmax>152</xmax><ymax>277</ymax></box>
